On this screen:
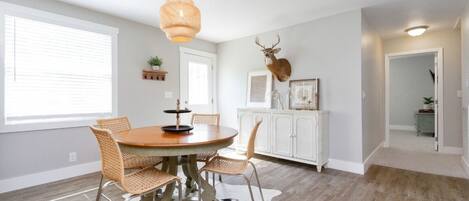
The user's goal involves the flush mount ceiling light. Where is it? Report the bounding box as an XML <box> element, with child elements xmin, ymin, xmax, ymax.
<box><xmin>405</xmin><ymin>25</ymin><xmax>429</xmax><ymax>37</ymax></box>
<box><xmin>160</xmin><ymin>0</ymin><xmax>201</xmax><ymax>43</ymax></box>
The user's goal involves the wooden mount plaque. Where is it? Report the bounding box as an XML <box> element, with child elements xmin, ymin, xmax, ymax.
<box><xmin>142</xmin><ymin>69</ymin><xmax>168</xmax><ymax>81</ymax></box>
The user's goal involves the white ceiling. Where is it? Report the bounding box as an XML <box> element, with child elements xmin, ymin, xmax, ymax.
<box><xmin>58</xmin><ymin>0</ymin><xmax>467</xmax><ymax>42</ymax></box>
<box><xmin>363</xmin><ymin>0</ymin><xmax>467</xmax><ymax>39</ymax></box>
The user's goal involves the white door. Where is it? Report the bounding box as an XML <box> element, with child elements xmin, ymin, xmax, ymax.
<box><xmin>180</xmin><ymin>49</ymin><xmax>215</xmax><ymax>124</ymax></box>
<box><xmin>272</xmin><ymin>114</ymin><xmax>293</xmax><ymax>157</ymax></box>
<box><xmin>293</xmin><ymin>114</ymin><xmax>317</xmax><ymax>161</ymax></box>
<box><xmin>433</xmin><ymin>53</ymin><xmax>439</xmax><ymax>151</ymax></box>
<box><xmin>238</xmin><ymin>111</ymin><xmax>253</xmax><ymax>150</ymax></box>
<box><xmin>253</xmin><ymin>112</ymin><xmax>271</xmax><ymax>153</ymax></box>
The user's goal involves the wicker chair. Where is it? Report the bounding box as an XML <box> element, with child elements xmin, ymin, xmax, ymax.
<box><xmin>200</xmin><ymin>121</ymin><xmax>265</xmax><ymax>201</ymax></box>
<box><xmin>96</xmin><ymin>117</ymin><xmax>162</xmax><ymax>169</ymax></box>
<box><xmin>191</xmin><ymin>113</ymin><xmax>221</xmax><ymax>184</ymax></box>
<box><xmin>90</xmin><ymin>126</ymin><xmax>182</xmax><ymax>201</ymax></box>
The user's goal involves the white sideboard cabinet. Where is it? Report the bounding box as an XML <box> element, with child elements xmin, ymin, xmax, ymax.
<box><xmin>237</xmin><ymin>108</ymin><xmax>329</xmax><ymax>172</ymax></box>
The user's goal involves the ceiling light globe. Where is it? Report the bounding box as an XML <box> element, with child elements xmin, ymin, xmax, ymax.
<box><xmin>405</xmin><ymin>26</ymin><xmax>429</xmax><ymax>37</ymax></box>
<box><xmin>160</xmin><ymin>0</ymin><xmax>201</xmax><ymax>43</ymax></box>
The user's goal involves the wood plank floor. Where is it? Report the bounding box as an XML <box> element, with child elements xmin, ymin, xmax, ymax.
<box><xmin>1</xmin><ymin>155</ymin><xmax>468</xmax><ymax>201</ymax></box>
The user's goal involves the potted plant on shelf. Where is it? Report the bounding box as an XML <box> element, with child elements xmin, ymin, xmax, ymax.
<box><xmin>423</xmin><ymin>97</ymin><xmax>434</xmax><ymax>110</ymax></box>
<box><xmin>148</xmin><ymin>56</ymin><xmax>163</xmax><ymax>71</ymax></box>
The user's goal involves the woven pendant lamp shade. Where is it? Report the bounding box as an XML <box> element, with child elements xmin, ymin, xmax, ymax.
<box><xmin>160</xmin><ymin>0</ymin><xmax>201</xmax><ymax>43</ymax></box>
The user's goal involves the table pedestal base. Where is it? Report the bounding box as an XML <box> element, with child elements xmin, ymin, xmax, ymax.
<box><xmin>143</xmin><ymin>155</ymin><xmax>216</xmax><ymax>201</ymax></box>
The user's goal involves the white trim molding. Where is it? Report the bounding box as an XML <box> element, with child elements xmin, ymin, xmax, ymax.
<box><xmin>0</xmin><ymin>161</ymin><xmax>100</xmax><ymax>193</ymax></box>
<box><xmin>439</xmin><ymin>146</ymin><xmax>463</xmax><ymax>155</ymax></box>
<box><xmin>326</xmin><ymin>159</ymin><xmax>364</xmax><ymax>175</ymax></box>
<box><xmin>363</xmin><ymin>141</ymin><xmax>384</xmax><ymax>173</ymax></box>
<box><xmin>389</xmin><ymin>125</ymin><xmax>417</xmax><ymax>132</ymax></box>
<box><xmin>462</xmin><ymin>156</ymin><xmax>469</xmax><ymax>177</ymax></box>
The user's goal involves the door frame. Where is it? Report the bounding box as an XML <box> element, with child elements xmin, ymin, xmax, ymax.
<box><xmin>179</xmin><ymin>47</ymin><xmax>218</xmax><ymax>113</ymax></box>
<box><xmin>384</xmin><ymin>48</ymin><xmax>444</xmax><ymax>151</ymax></box>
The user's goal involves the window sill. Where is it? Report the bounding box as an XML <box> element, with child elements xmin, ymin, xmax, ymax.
<box><xmin>0</xmin><ymin>116</ymin><xmax>108</xmax><ymax>133</ymax></box>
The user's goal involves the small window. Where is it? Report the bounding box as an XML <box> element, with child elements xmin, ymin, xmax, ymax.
<box><xmin>0</xmin><ymin>4</ymin><xmax>118</xmax><ymax>132</ymax></box>
<box><xmin>188</xmin><ymin>61</ymin><xmax>210</xmax><ymax>105</ymax></box>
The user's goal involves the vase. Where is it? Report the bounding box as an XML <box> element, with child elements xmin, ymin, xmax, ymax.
<box><xmin>423</xmin><ymin>104</ymin><xmax>433</xmax><ymax>110</ymax></box>
<box><xmin>152</xmin><ymin>66</ymin><xmax>161</xmax><ymax>71</ymax></box>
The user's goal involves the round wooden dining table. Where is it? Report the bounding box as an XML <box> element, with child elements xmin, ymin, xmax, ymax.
<box><xmin>113</xmin><ymin>124</ymin><xmax>238</xmax><ymax>201</ymax></box>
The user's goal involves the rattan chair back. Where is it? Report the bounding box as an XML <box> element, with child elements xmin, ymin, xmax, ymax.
<box><xmin>90</xmin><ymin>126</ymin><xmax>125</xmax><ymax>184</ymax></box>
<box><xmin>191</xmin><ymin>113</ymin><xmax>220</xmax><ymax>126</ymax></box>
<box><xmin>97</xmin><ymin>117</ymin><xmax>132</xmax><ymax>133</ymax></box>
<box><xmin>246</xmin><ymin>121</ymin><xmax>262</xmax><ymax>159</ymax></box>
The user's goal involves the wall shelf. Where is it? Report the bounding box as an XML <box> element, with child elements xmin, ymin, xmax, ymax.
<box><xmin>142</xmin><ymin>69</ymin><xmax>167</xmax><ymax>81</ymax></box>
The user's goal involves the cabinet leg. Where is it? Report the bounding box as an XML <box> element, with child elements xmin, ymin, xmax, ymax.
<box><xmin>316</xmin><ymin>165</ymin><xmax>322</xmax><ymax>173</ymax></box>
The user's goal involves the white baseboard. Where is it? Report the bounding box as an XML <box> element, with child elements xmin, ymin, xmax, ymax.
<box><xmin>440</xmin><ymin>146</ymin><xmax>463</xmax><ymax>155</ymax></box>
<box><xmin>0</xmin><ymin>161</ymin><xmax>100</xmax><ymax>193</ymax></box>
<box><xmin>363</xmin><ymin>141</ymin><xmax>384</xmax><ymax>173</ymax></box>
<box><xmin>462</xmin><ymin>156</ymin><xmax>469</xmax><ymax>177</ymax></box>
<box><xmin>389</xmin><ymin>125</ymin><xmax>416</xmax><ymax>132</ymax></box>
<box><xmin>326</xmin><ymin>159</ymin><xmax>364</xmax><ymax>175</ymax></box>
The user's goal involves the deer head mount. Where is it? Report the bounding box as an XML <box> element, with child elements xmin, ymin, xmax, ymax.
<box><xmin>255</xmin><ymin>35</ymin><xmax>291</xmax><ymax>82</ymax></box>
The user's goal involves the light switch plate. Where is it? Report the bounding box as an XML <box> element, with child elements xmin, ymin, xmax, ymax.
<box><xmin>457</xmin><ymin>90</ymin><xmax>463</xmax><ymax>98</ymax></box>
<box><xmin>164</xmin><ymin>91</ymin><xmax>173</xmax><ymax>99</ymax></box>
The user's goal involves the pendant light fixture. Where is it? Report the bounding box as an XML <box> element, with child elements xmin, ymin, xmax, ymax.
<box><xmin>160</xmin><ymin>0</ymin><xmax>201</xmax><ymax>43</ymax></box>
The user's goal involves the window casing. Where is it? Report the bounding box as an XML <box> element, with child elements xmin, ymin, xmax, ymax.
<box><xmin>0</xmin><ymin>2</ymin><xmax>118</xmax><ymax>133</ymax></box>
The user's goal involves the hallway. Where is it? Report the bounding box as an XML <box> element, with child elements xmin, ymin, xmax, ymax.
<box><xmin>389</xmin><ymin>130</ymin><xmax>434</xmax><ymax>153</ymax></box>
<box><xmin>372</xmin><ymin>147</ymin><xmax>468</xmax><ymax>179</ymax></box>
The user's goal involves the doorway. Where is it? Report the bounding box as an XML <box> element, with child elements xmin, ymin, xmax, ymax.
<box><xmin>384</xmin><ymin>48</ymin><xmax>443</xmax><ymax>152</ymax></box>
<box><xmin>179</xmin><ymin>47</ymin><xmax>217</xmax><ymax>123</ymax></box>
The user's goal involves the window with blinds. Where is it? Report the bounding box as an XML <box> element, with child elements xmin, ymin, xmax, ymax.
<box><xmin>3</xmin><ymin>15</ymin><xmax>115</xmax><ymax>125</ymax></box>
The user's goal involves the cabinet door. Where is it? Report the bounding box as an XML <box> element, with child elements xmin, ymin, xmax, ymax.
<box><xmin>253</xmin><ymin>112</ymin><xmax>271</xmax><ymax>153</ymax></box>
<box><xmin>294</xmin><ymin>114</ymin><xmax>317</xmax><ymax>161</ymax></box>
<box><xmin>238</xmin><ymin>111</ymin><xmax>253</xmax><ymax>150</ymax></box>
<box><xmin>272</xmin><ymin>114</ymin><xmax>293</xmax><ymax>157</ymax></box>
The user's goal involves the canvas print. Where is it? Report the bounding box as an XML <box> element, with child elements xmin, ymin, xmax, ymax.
<box><xmin>246</xmin><ymin>71</ymin><xmax>272</xmax><ymax>108</ymax></box>
<box><xmin>289</xmin><ymin>79</ymin><xmax>319</xmax><ymax>110</ymax></box>
<box><xmin>249</xmin><ymin>75</ymin><xmax>267</xmax><ymax>102</ymax></box>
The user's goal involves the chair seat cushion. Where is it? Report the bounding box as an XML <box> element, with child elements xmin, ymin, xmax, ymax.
<box><xmin>196</xmin><ymin>151</ymin><xmax>218</xmax><ymax>162</ymax></box>
<box><xmin>201</xmin><ymin>156</ymin><xmax>249</xmax><ymax>175</ymax></box>
<box><xmin>122</xmin><ymin>167</ymin><xmax>179</xmax><ymax>195</ymax></box>
<box><xmin>122</xmin><ymin>152</ymin><xmax>162</xmax><ymax>169</ymax></box>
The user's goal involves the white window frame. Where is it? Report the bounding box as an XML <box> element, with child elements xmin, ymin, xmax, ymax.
<box><xmin>0</xmin><ymin>2</ymin><xmax>118</xmax><ymax>133</ymax></box>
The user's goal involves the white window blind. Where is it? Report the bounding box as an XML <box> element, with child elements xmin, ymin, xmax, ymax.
<box><xmin>4</xmin><ymin>15</ymin><xmax>114</xmax><ymax>125</ymax></box>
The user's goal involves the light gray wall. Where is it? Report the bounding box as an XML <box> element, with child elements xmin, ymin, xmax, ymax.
<box><xmin>384</xmin><ymin>29</ymin><xmax>462</xmax><ymax>148</ymax></box>
<box><xmin>217</xmin><ymin>10</ymin><xmax>364</xmax><ymax>163</ymax></box>
<box><xmin>0</xmin><ymin>0</ymin><xmax>216</xmax><ymax>180</ymax></box>
<box><xmin>390</xmin><ymin>55</ymin><xmax>435</xmax><ymax>127</ymax></box>
<box><xmin>361</xmin><ymin>15</ymin><xmax>385</xmax><ymax>161</ymax></box>
<box><xmin>462</xmin><ymin>0</ymin><xmax>469</xmax><ymax>163</ymax></box>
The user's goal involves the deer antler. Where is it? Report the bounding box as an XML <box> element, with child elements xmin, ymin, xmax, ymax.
<box><xmin>271</xmin><ymin>34</ymin><xmax>281</xmax><ymax>48</ymax></box>
<box><xmin>255</xmin><ymin>37</ymin><xmax>266</xmax><ymax>49</ymax></box>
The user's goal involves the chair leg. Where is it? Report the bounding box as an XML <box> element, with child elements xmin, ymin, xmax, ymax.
<box><xmin>250</xmin><ymin>161</ymin><xmax>265</xmax><ymax>201</ymax></box>
<box><xmin>95</xmin><ymin>174</ymin><xmax>104</xmax><ymax>201</ymax></box>
<box><xmin>242</xmin><ymin>175</ymin><xmax>255</xmax><ymax>201</ymax></box>
<box><xmin>212</xmin><ymin>172</ymin><xmax>216</xmax><ymax>186</ymax></box>
<box><xmin>177</xmin><ymin>180</ymin><xmax>183</xmax><ymax>201</ymax></box>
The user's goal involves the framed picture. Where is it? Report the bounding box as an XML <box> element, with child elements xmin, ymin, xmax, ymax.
<box><xmin>289</xmin><ymin>79</ymin><xmax>319</xmax><ymax>110</ymax></box>
<box><xmin>246</xmin><ymin>70</ymin><xmax>272</xmax><ymax>108</ymax></box>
